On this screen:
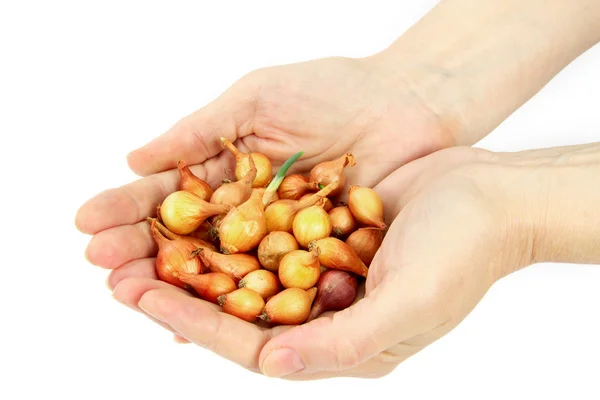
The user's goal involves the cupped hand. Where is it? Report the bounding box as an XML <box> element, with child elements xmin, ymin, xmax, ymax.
<box><xmin>75</xmin><ymin>56</ymin><xmax>461</xmax><ymax>377</ymax></box>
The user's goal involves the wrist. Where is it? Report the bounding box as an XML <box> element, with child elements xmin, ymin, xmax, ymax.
<box><xmin>368</xmin><ymin>0</ymin><xmax>600</xmax><ymax>147</ymax></box>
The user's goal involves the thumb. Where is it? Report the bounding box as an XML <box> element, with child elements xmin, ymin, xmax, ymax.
<box><xmin>258</xmin><ymin>273</ymin><xmax>416</xmax><ymax>378</ymax></box>
<box><xmin>127</xmin><ymin>76</ymin><xmax>258</xmax><ymax>176</ymax></box>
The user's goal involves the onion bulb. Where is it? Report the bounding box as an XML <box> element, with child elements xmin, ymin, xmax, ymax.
<box><xmin>160</xmin><ymin>191</ymin><xmax>231</xmax><ymax>235</ymax></box>
<box><xmin>309</xmin><ymin>153</ymin><xmax>355</xmax><ymax>196</ymax></box>
<box><xmin>194</xmin><ymin>248</ymin><xmax>260</xmax><ymax>283</ymax></box>
<box><xmin>347</xmin><ymin>185</ymin><xmax>386</xmax><ymax>229</ymax></box>
<box><xmin>218</xmin><ymin>288</ymin><xmax>264</xmax><ymax>322</ymax></box>
<box><xmin>210</xmin><ymin>156</ymin><xmax>256</xmax><ymax>206</ymax></box>
<box><xmin>329</xmin><ymin>206</ymin><xmax>357</xmax><ymax>238</ymax></box>
<box><xmin>257</xmin><ymin>231</ymin><xmax>300</xmax><ymax>272</ymax></box>
<box><xmin>259</xmin><ymin>287</ymin><xmax>317</xmax><ymax>325</ymax></box>
<box><xmin>309</xmin><ymin>237</ymin><xmax>368</xmax><ymax>278</ymax></box>
<box><xmin>218</xmin><ymin>189</ymin><xmax>267</xmax><ymax>254</ymax></box>
<box><xmin>307</xmin><ymin>270</ymin><xmax>358</xmax><ymax>322</ymax></box>
<box><xmin>292</xmin><ymin>203</ymin><xmax>332</xmax><ymax>248</ymax></box>
<box><xmin>177</xmin><ymin>160</ymin><xmax>214</xmax><ymax>201</ymax></box>
<box><xmin>277</xmin><ymin>174</ymin><xmax>319</xmax><ymax>200</ymax></box>
<box><xmin>149</xmin><ymin>219</ymin><xmax>202</xmax><ymax>288</ymax></box>
<box><xmin>238</xmin><ymin>269</ymin><xmax>281</xmax><ymax>300</ymax></box>
<box><xmin>178</xmin><ymin>272</ymin><xmax>237</xmax><ymax>304</ymax></box>
<box><xmin>278</xmin><ymin>248</ymin><xmax>321</xmax><ymax>289</ymax></box>
<box><xmin>265</xmin><ymin>179</ymin><xmax>340</xmax><ymax>233</ymax></box>
<box><xmin>346</xmin><ymin>227</ymin><xmax>384</xmax><ymax>266</ymax></box>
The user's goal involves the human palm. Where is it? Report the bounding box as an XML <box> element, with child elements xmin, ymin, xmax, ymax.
<box><xmin>75</xmin><ymin>56</ymin><xmax>457</xmax><ymax>379</ymax></box>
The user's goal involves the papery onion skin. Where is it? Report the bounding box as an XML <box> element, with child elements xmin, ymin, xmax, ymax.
<box><xmin>257</xmin><ymin>231</ymin><xmax>300</xmax><ymax>272</ymax></box>
<box><xmin>278</xmin><ymin>248</ymin><xmax>321</xmax><ymax>290</ymax></box>
<box><xmin>307</xmin><ymin>270</ymin><xmax>358</xmax><ymax>322</ymax></box>
<box><xmin>195</xmin><ymin>248</ymin><xmax>260</xmax><ymax>283</ymax></box>
<box><xmin>218</xmin><ymin>288</ymin><xmax>265</xmax><ymax>322</ymax></box>
<box><xmin>346</xmin><ymin>227</ymin><xmax>384</xmax><ymax>266</ymax></box>
<box><xmin>347</xmin><ymin>186</ymin><xmax>387</xmax><ymax>229</ymax></box>
<box><xmin>309</xmin><ymin>237</ymin><xmax>369</xmax><ymax>278</ymax></box>
<box><xmin>210</xmin><ymin>155</ymin><xmax>257</xmax><ymax>206</ymax></box>
<box><xmin>178</xmin><ymin>272</ymin><xmax>237</xmax><ymax>304</ymax></box>
<box><xmin>178</xmin><ymin>160</ymin><xmax>214</xmax><ymax>201</ymax></box>
<box><xmin>278</xmin><ymin>174</ymin><xmax>320</xmax><ymax>200</ymax></box>
<box><xmin>300</xmin><ymin>193</ymin><xmax>333</xmax><ymax>212</ymax></box>
<box><xmin>150</xmin><ymin>219</ymin><xmax>202</xmax><ymax>289</ymax></box>
<box><xmin>238</xmin><ymin>269</ymin><xmax>281</xmax><ymax>300</ymax></box>
<box><xmin>292</xmin><ymin>204</ymin><xmax>333</xmax><ymax>248</ymax></box>
<box><xmin>161</xmin><ymin>191</ymin><xmax>231</xmax><ymax>235</ymax></box>
<box><xmin>220</xmin><ymin>137</ymin><xmax>272</xmax><ymax>188</ymax></box>
<box><xmin>259</xmin><ymin>287</ymin><xmax>317</xmax><ymax>325</ymax></box>
<box><xmin>309</xmin><ymin>153</ymin><xmax>355</xmax><ymax>197</ymax></box>
<box><xmin>265</xmin><ymin>180</ymin><xmax>339</xmax><ymax>233</ymax></box>
<box><xmin>218</xmin><ymin>190</ymin><xmax>267</xmax><ymax>254</ymax></box>
<box><xmin>329</xmin><ymin>206</ymin><xmax>357</xmax><ymax>238</ymax></box>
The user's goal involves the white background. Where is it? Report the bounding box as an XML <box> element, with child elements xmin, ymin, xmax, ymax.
<box><xmin>1</xmin><ymin>1</ymin><xmax>599</xmax><ymax>399</ymax></box>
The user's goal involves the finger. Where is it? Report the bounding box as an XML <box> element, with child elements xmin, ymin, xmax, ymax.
<box><xmin>258</xmin><ymin>249</ymin><xmax>450</xmax><ymax>378</ymax></box>
<box><xmin>173</xmin><ymin>334</ymin><xmax>190</xmax><ymax>344</ymax></box>
<box><xmin>106</xmin><ymin>258</ymin><xmax>157</xmax><ymax>290</ymax></box>
<box><xmin>112</xmin><ymin>277</ymin><xmax>192</xmax><ymax>337</ymax></box>
<box><xmin>75</xmin><ymin>156</ymin><xmax>230</xmax><ymax>235</ymax></box>
<box><xmin>86</xmin><ymin>222</ymin><xmax>154</xmax><ymax>269</ymax></box>
<box><xmin>127</xmin><ymin>80</ymin><xmax>257</xmax><ymax>176</ymax></box>
<box><xmin>137</xmin><ymin>287</ymin><xmax>270</xmax><ymax>372</ymax></box>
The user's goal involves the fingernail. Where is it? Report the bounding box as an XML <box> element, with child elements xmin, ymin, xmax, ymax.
<box><xmin>261</xmin><ymin>348</ymin><xmax>305</xmax><ymax>378</ymax></box>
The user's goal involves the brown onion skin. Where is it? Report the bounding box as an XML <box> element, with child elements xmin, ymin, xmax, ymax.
<box><xmin>257</xmin><ymin>231</ymin><xmax>300</xmax><ymax>272</ymax></box>
<box><xmin>238</xmin><ymin>270</ymin><xmax>281</xmax><ymax>300</ymax></box>
<box><xmin>149</xmin><ymin>220</ymin><xmax>202</xmax><ymax>289</ymax></box>
<box><xmin>265</xmin><ymin>181</ymin><xmax>339</xmax><ymax>233</ymax></box>
<box><xmin>309</xmin><ymin>237</ymin><xmax>369</xmax><ymax>278</ymax></box>
<box><xmin>218</xmin><ymin>288</ymin><xmax>265</xmax><ymax>322</ymax></box>
<box><xmin>328</xmin><ymin>206</ymin><xmax>357</xmax><ymax>238</ymax></box>
<box><xmin>346</xmin><ymin>227</ymin><xmax>384</xmax><ymax>266</ymax></box>
<box><xmin>278</xmin><ymin>249</ymin><xmax>321</xmax><ymax>290</ymax></box>
<box><xmin>220</xmin><ymin>138</ymin><xmax>272</xmax><ymax>188</ymax></box>
<box><xmin>347</xmin><ymin>186</ymin><xmax>386</xmax><ymax>229</ymax></box>
<box><xmin>196</xmin><ymin>248</ymin><xmax>260</xmax><ymax>283</ymax></box>
<box><xmin>259</xmin><ymin>287</ymin><xmax>317</xmax><ymax>325</ymax></box>
<box><xmin>218</xmin><ymin>190</ymin><xmax>267</xmax><ymax>254</ymax></box>
<box><xmin>210</xmin><ymin>156</ymin><xmax>257</xmax><ymax>207</ymax></box>
<box><xmin>178</xmin><ymin>272</ymin><xmax>237</xmax><ymax>304</ymax></box>
<box><xmin>306</xmin><ymin>270</ymin><xmax>358</xmax><ymax>322</ymax></box>
<box><xmin>278</xmin><ymin>174</ymin><xmax>320</xmax><ymax>200</ymax></box>
<box><xmin>299</xmin><ymin>194</ymin><xmax>333</xmax><ymax>212</ymax></box>
<box><xmin>178</xmin><ymin>160</ymin><xmax>214</xmax><ymax>201</ymax></box>
<box><xmin>160</xmin><ymin>191</ymin><xmax>231</xmax><ymax>235</ymax></box>
<box><xmin>292</xmin><ymin>205</ymin><xmax>333</xmax><ymax>248</ymax></box>
<box><xmin>308</xmin><ymin>153</ymin><xmax>355</xmax><ymax>197</ymax></box>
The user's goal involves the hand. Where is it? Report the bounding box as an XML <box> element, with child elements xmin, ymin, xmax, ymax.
<box><xmin>75</xmin><ymin>56</ymin><xmax>455</xmax><ymax>347</ymax></box>
<box><xmin>76</xmin><ymin>143</ymin><xmax>541</xmax><ymax>380</ymax></box>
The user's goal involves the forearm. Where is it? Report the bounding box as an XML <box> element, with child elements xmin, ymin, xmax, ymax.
<box><xmin>371</xmin><ymin>0</ymin><xmax>600</xmax><ymax>145</ymax></box>
<box><xmin>531</xmin><ymin>143</ymin><xmax>600</xmax><ymax>264</ymax></box>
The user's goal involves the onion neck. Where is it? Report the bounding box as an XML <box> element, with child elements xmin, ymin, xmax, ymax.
<box><xmin>220</xmin><ymin>137</ymin><xmax>244</xmax><ymax>162</ymax></box>
<box><xmin>296</xmin><ymin>179</ymin><xmax>340</xmax><ymax>209</ymax></box>
<box><xmin>148</xmin><ymin>217</ymin><xmax>180</xmax><ymax>240</ymax></box>
<box><xmin>150</xmin><ymin>219</ymin><xmax>170</xmax><ymax>246</ymax></box>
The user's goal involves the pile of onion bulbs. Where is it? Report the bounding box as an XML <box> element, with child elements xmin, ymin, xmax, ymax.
<box><xmin>149</xmin><ymin>138</ymin><xmax>387</xmax><ymax>325</ymax></box>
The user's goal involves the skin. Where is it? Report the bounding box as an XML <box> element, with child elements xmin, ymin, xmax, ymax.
<box><xmin>75</xmin><ymin>0</ymin><xmax>600</xmax><ymax>380</ymax></box>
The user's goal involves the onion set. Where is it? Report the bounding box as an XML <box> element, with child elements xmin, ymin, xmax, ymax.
<box><xmin>146</xmin><ymin>148</ymin><xmax>387</xmax><ymax>326</ymax></box>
